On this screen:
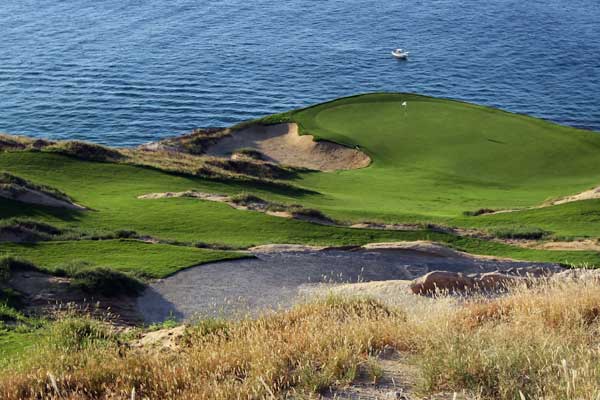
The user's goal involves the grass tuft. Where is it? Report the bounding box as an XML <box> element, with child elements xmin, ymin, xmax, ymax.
<box><xmin>492</xmin><ymin>226</ymin><xmax>550</xmax><ymax>240</ymax></box>
<box><xmin>47</xmin><ymin>141</ymin><xmax>123</xmax><ymax>162</ymax></box>
<box><xmin>70</xmin><ymin>267</ymin><xmax>145</xmax><ymax>297</ymax></box>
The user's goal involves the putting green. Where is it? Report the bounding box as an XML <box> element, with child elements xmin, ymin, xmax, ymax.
<box><xmin>288</xmin><ymin>94</ymin><xmax>600</xmax><ymax>218</ymax></box>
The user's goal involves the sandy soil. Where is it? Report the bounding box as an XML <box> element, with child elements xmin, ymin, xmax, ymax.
<box><xmin>137</xmin><ymin>245</ymin><xmax>562</xmax><ymax>323</ymax></box>
<box><xmin>0</xmin><ymin>187</ymin><xmax>85</xmax><ymax>210</ymax></box>
<box><xmin>204</xmin><ymin>123</ymin><xmax>371</xmax><ymax>171</ymax></box>
<box><xmin>519</xmin><ymin>239</ymin><xmax>600</xmax><ymax>252</ymax></box>
<box><xmin>549</xmin><ymin>186</ymin><xmax>600</xmax><ymax>206</ymax></box>
<box><xmin>8</xmin><ymin>269</ymin><xmax>142</xmax><ymax>324</ymax></box>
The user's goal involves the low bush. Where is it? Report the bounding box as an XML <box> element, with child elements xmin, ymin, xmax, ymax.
<box><xmin>204</xmin><ymin>158</ymin><xmax>296</xmax><ymax>180</ymax></box>
<box><xmin>232</xmin><ymin>148</ymin><xmax>266</xmax><ymax>160</ymax></box>
<box><xmin>463</xmin><ymin>208</ymin><xmax>497</xmax><ymax>216</ymax></box>
<box><xmin>46</xmin><ymin>314</ymin><xmax>116</xmax><ymax>352</ymax></box>
<box><xmin>493</xmin><ymin>226</ymin><xmax>549</xmax><ymax>240</ymax></box>
<box><xmin>0</xmin><ymin>288</ymin><xmax>24</xmax><ymax>311</ymax></box>
<box><xmin>229</xmin><ymin>192</ymin><xmax>267</xmax><ymax>206</ymax></box>
<box><xmin>0</xmin><ymin>257</ymin><xmax>38</xmax><ymax>281</ymax></box>
<box><xmin>48</xmin><ymin>141</ymin><xmax>123</xmax><ymax>162</ymax></box>
<box><xmin>289</xmin><ymin>206</ymin><xmax>335</xmax><ymax>223</ymax></box>
<box><xmin>0</xmin><ymin>218</ymin><xmax>64</xmax><ymax>242</ymax></box>
<box><xmin>70</xmin><ymin>267</ymin><xmax>145</xmax><ymax>297</ymax></box>
<box><xmin>0</xmin><ymin>172</ymin><xmax>72</xmax><ymax>202</ymax></box>
<box><xmin>0</xmin><ymin>302</ymin><xmax>26</xmax><ymax>323</ymax></box>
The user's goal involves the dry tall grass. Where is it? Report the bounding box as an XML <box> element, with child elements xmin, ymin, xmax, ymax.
<box><xmin>3</xmin><ymin>281</ymin><xmax>600</xmax><ymax>399</ymax></box>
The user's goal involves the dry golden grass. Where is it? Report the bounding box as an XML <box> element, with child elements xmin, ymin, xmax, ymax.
<box><xmin>3</xmin><ymin>281</ymin><xmax>600</xmax><ymax>399</ymax></box>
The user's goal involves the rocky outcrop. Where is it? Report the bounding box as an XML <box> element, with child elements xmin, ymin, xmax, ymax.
<box><xmin>410</xmin><ymin>271</ymin><xmax>476</xmax><ymax>295</ymax></box>
<box><xmin>410</xmin><ymin>270</ymin><xmax>529</xmax><ymax>295</ymax></box>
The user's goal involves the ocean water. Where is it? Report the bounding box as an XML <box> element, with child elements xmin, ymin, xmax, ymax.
<box><xmin>0</xmin><ymin>0</ymin><xmax>598</xmax><ymax>146</ymax></box>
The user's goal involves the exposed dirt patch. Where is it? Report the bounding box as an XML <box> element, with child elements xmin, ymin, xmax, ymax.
<box><xmin>133</xmin><ymin>326</ymin><xmax>186</xmax><ymax>351</ymax></box>
<box><xmin>138</xmin><ymin>190</ymin><xmax>337</xmax><ymax>225</ymax></box>
<box><xmin>8</xmin><ymin>269</ymin><xmax>142</xmax><ymax>325</ymax></box>
<box><xmin>0</xmin><ymin>172</ymin><xmax>85</xmax><ymax>210</ymax></box>
<box><xmin>138</xmin><ymin>245</ymin><xmax>561</xmax><ymax>322</ymax></box>
<box><xmin>0</xmin><ymin>221</ymin><xmax>62</xmax><ymax>243</ymax></box>
<box><xmin>204</xmin><ymin>123</ymin><xmax>371</xmax><ymax>172</ymax></box>
<box><xmin>508</xmin><ymin>239</ymin><xmax>600</xmax><ymax>252</ymax></box>
<box><xmin>549</xmin><ymin>185</ymin><xmax>600</xmax><ymax>206</ymax></box>
<box><xmin>360</xmin><ymin>241</ymin><xmax>472</xmax><ymax>258</ymax></box>
<box><xmin>0</xmin><ymin>186</ymin><xmax>85</xmax><ymax>210</ymax></box>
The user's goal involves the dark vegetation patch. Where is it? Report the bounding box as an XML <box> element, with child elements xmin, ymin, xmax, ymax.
<box><xmin>230</xmin><ymin>193</ymin><xmax>269</xmax><ymax>206</ymax></box>
<box><xmin>47</xmin><ymin>141</ymin><xmax>123</xmax><ymax>162</ymax></box>
<box><xmin>48</xmin><ymin>315</ymin><xmax>116</xmax><ymax>352</ymax></box>
<box><xmin>203</xmin><ymin>158</ymin><xmax>297</xmax><ymax>180</ymax></box>
<box><xmin>254</xmin><ymin>113</ymin><xmax>294</xmax><ymax>126</ymax></box>
<box><xmin>0</xmin><ymin>218</ymin><xmax>146</xmax><ymax>243</ymax></box>
<box><xmin>0</xmin><ymin>257</ymin><xmax>33</xmax><ymax>322</ymax></box>
<box><xmin>288</xmin><ymin>206</ymin><xmax>335</xmax><ymax>223</ymax></box>
<box><xmin>463</xmin><ymin>208</ymin><xmax>498</xmax><ymax>217</ymax></box>
<box><xmin>0</xmin><ymin>134</ymin><xmax>55</xmax><ymax>152</ymax></box>
<box><xmin>230</xmin><ymin>192</ymin><xmax>336</xmax><ymax>223</ymax></box>
<box><xmin>232</xmin><ymin>148</ymin><xmax>267</xmax><ymax>161</ymax></box>
<box><xmin>493</xmin><ymin>226</ymin><xmax>550</xmax><ymax>240</ymax></box>
<box><xmin>155</xmin><ymin>127</ymin><xmax>231</xmax><ymax>155</ymax></box>
<box><xmin>0</xmin><ymin>218</ymin><xmax>63</xmax><ymax>242</ymax></box>
<box><xmin>0</xmin><ymin>172</ymin><xmax>72</xmax><ymax>203</ymax></box>
<box><xmin>1</xmin><ymin>257</ymin><xmax>145</xmax><ymax>299</ymax></box>
<box><xmin>70</xmin><ymin>267</ymin><xmax>145</xmax><ymax>297</ymax></box>
<box><xmin>0</xmin><ymin>256</ymin><xmax>38</xmax><ymax>278</ymax></box>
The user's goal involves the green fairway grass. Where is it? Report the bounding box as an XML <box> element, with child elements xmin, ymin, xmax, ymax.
<box><xmin>0</xmin><ymin>329</ymin><xmax>39</xmax><ymax>367</ymax></box>
<box><xmin>1</xmin><ymin>93</ymin><xmax>600</xmax><ymax>269</ymax></box>
<box><xmin>0</xmin><ymin>240</ymin><xmax>248</xmax><ymax>278</ymax></box>
<box><xmin>284</xmin><ymin>94</ymin><xmax>600</xmax><ymax>226</ymax></box>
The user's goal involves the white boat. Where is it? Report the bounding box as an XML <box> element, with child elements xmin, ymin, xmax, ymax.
<box><xmin>391</xmin><ymin>49</ymin><xmax>409</xmax><ymax>59</ymax></box>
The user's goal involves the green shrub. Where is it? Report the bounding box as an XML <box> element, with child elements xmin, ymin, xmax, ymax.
<box><xmin>290</xmin><ymin>206</ymin><xmax>334</xmax><ymax>223</ymax></box>
<box><xmin>0</xmin><ymin>288</ymin><xmax>24</xmax><ymax>311</ymax></box>
<box><xmin>230</xmin><ymin>192</ymin><xmax>267</xmax><ymax>205</ymax></box>
<box><xmin>0</xmin><ymin>302</ymin><xmax>26</xmax><ymax>323</ymax></box>
<box><xmin>463</xmin><ymin>208</ymin><xmax>497</xmax><ymax>217</ymax></box>
<box><xmin>52</xmin><ymin>260</ymin><xmax>93</xmax><ymax>277</ymax></box>
<box><xmin>47</xmin><ymin>315</ymin><xmax>115</xmax><ymax>351</ymax></box>
<box><xmin>70</xmin><ymin>267</ymin><xmax>145</xmax><ymax>297</ymax></box>
<box><xmin>204</xmin><ymin>158</ymin><xmax>296</xmax><ymax>180</ymax></box>
<box><xmin>493</xmin><ymin>226</ymin><xmax>549</xmax><ymax>240</ymax></box>
<box><xmin>49</xmin><ymin>141</ymin><xmax>123</xmax><ymax>162</ymax></box>
<box><xmin>114</xmin><ymin>229</ymin><xmax>138</xmax><ymax>239</ymax></box>
<box><xmin>0</xmin><ymin>256</ymin><xmax>38</xmax><ymax>281</ymax></box>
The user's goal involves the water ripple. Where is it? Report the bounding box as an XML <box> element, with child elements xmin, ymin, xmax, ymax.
<box><xmin>0</xmin><ymin>0</ymin><xmax>598</xmax><ymax>146</ymax></box>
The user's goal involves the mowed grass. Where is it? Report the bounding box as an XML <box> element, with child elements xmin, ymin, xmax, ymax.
<box><xmin>2</xmin><ymin>143</ymin><xmax>600</xmax><ymax>265</ymax></box>
<box><xmin>2</xmin><ymin>93</ymin><xmax>600</xmax><ymax>265</ymax></box>
<box><xmin>0</xmin><ymin>240</ymin><xmax>247</xmax><ymax>278</ymax></box>
<box><xmin>281</xmin><ymin>93</ymin><xmax>600</xmax><ymax>236</ymax></box>
<box><xmin>0</xmin><ymin>330</ymin><xmax>39</xmax><ymax>368</ymax></box>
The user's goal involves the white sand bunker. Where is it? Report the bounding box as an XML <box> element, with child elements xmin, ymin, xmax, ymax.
<box><xmin>550</xmin><ymin>185</ymin><xmax>600</xmax><ymax>206</ymax></box>
<box><xmin>205</xmin><ymin>123</ymin><xmax>371</xmax><ymax>172</ymax></box>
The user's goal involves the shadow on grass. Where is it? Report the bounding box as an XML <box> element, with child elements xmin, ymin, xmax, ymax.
<box><xmin>0</xmin><ymin>198</ymin><xmax>85</xmax><ymax>223</ymax></box>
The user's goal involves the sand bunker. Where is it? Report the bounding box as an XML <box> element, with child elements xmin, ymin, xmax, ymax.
<box><xmin>550</xmin><ymin>185</ymin><xmax>600</xmax><ymax>206</ymax></box>
<box><xmin>138</xmin><ymin>245</ymin><xmax>562</xmax><ymax>322</ymax></box>
<box><xmin>0</xmin><ymin>187</ymin><xmax>85</xmax><ymax>210</ymax></box>
<box><xmin>204</xmin><ymin>123</ymin><xmax>371</xmax><ymax>172</ymax></box>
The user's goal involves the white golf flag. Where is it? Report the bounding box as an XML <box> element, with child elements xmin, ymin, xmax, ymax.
<box><xmin>401</xmin><ymin>101</ymin><xmax>407</xmax><ymax>107</ymax></box>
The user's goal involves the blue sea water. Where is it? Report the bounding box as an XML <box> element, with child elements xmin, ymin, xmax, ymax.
<box><xmin>0</xmin><ymin>0</ymin><xmax>598</xmax><ymax>146</ymax></box>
